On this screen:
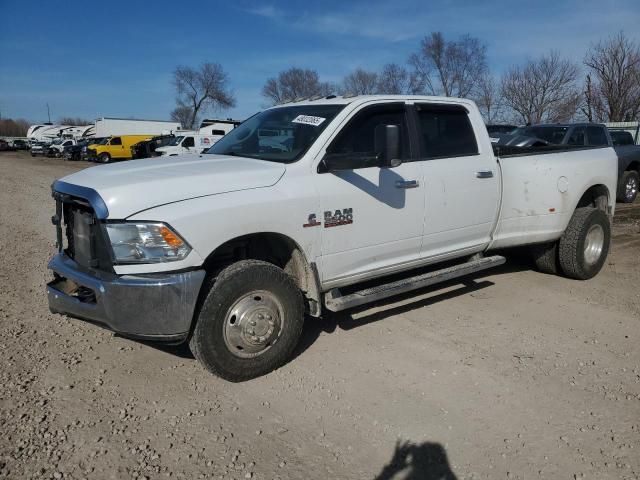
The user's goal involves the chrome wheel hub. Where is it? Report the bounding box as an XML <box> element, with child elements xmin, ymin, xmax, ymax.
<box><xmin>626</xmin><ymin>177</ymin><xmax>638</xmax><ymax>201</ymax></box>
<box><xmin>223</xmin><ymin>290</ymin><xmax>283</xmax><ymax>358</ymax></box>
<box><xmin>584</xmin><ymin>224</ymin><xmax>605</xmax><ymax>266</ymax></box>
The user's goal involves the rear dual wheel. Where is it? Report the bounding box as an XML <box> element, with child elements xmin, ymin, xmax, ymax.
<box><xmin>531</xmin><ymin>207</ymin><xmax>610</xmax><ymax>280</ymax></box>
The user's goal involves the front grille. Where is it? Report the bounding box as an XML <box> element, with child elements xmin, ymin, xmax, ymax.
<box><xmin>55</xmin><ymin>197</ymin><xmax>113</xmax><ymax>272</ymax></box>
<box><xmin>63</xmin><ymin>202</ymin><xmax>95</xmax><ymax>267</ymax></box>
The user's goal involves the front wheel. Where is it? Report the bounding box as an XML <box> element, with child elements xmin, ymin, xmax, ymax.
<box><xmin>98</xmin><ymin>153</ymin><xmax>111</xmax><ymax>163</ymax></box>
<box><xmin>558</xmin><ymin>207</ymin><xmax>611</xmax><ymax>280</ymax></box>
<box><xmin>189</xmin><ymin>260</ymin><xmax>305</xmax><ymax>382</ymax></box>
<box><xmin>617</xmin><ymin>170</ymin><xmax>639</xmax><ymax>204</ymax></box>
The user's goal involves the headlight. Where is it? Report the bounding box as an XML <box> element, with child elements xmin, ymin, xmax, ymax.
<box><xmin>105</xmin><ymin>222</ymin><xmax>191</xmax><ymax>263</ymax></box>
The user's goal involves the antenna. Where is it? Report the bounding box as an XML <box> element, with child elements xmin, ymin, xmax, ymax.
<box><xmin>46</xmin><ymin>103</ymin><xmax>51</xmax><ymax>123</ymax></box>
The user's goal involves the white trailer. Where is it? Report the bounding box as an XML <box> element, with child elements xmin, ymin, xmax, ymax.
<box><xmin>94</xmin><ymin>118</ymin><xmax>182</xmax><ymax>137</ymax></box>
<box><xmin>27</xmin><ymin>124</ymin><xmax>91</xmax><ymax>143</ymax></box>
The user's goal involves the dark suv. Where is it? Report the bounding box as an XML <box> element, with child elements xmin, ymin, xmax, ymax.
<box><xmin>131</xmin><ymin>135</ymin><xmax>175</xmax><ymax>159</ymax></box>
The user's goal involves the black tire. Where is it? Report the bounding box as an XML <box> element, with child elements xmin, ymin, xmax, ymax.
<box><xmin>98</xmin><ymin>153</ymin><xmax>111</xmax><ymax>163</ymax></box>
<box><xmin>617</xmin><ymin>170</ymin><xmax>639</xmax><ymax>204</ymax></box>
<box><xmin>530</xmin><ymin>241</ymin><xmax>560</xmax><ymax>275</ymax></box>
<box><xmin>558</xmin><ymin>207</ymin><xmax>610</xmax><ymax>280</ymax></box>
<box><xmin>189</xmin><ymin>260</ymin><xmax>305</xmax><ymax>382</ymax></box>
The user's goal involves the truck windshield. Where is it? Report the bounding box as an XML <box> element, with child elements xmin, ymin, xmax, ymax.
<box><xmin>206</xmin><ymin>105</ymin><xmax>345</xmax><ymax>163</ymax></box>
<box><xmin>168</xmin><ymin>136</ymin><xmax>184</xmax><ymax>146</ymax></box>
<box><xmin>512</xmin><ymin>126</ymin><xmax>569</xmax><ymax>144</ymax></box>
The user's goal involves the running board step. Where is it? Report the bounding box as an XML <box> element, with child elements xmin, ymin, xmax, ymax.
<box><xmin>324</xmin><ymin>255</ymin><xmax>506</xmax><ymax>312</ymax></box>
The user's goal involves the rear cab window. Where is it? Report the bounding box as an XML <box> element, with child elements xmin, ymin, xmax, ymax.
<box><xmin>415</xmin><ymin>104</ymin><xmax>478</xmax><ymax>159</ymax></box>
<box><xmin>586</xmin><ymin>126</ymin><xmax>609</xmax><ymax>146</ymax></box>
<box><xmin>567</xmin><ymin>127</ymin><xmax>586</xmax><ymax>146</ymax></box>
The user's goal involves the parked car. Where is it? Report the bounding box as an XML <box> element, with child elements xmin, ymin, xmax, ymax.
<box><xmin>47</xmin><ymin>95</ymin><xmax>617</xmax><ymax>381</ymax></box>
<box><xmin>0</xmin><ymin>139</ymin><xmax>10</xmax><ymax>151</ymax></box>
<box><xmin>497</xmin><ymin>123</ymin><xmax>640</xmax><ymax>203</ymax></box>
<box><xmin>609</xmin><ymin>130</ymin><xmax>635</xmax><ymax>146</ymax></box>
<box><xmin>63</xmin><ymin>139</ymin><xmax>95</xmax><ymax>161</ymax></box>
<box><xmin>30</xmin><ymin>141</ymin><xmax>49</xmax><ymax>156</ymax></box>
<box><xmin>155</xmin><ymin>133</ymin><xmax>221</xmax><ymax>156</ymax></box>
<box><xmin>131</xmin><ymin>134</ymin><xmax>175</xmax><ymax>159</ymax></box>
<box><xmin>48</xmin><ymin>139</ymin><xmax>77</xmax><ymax>157</ymax></box>
<box><xmin>11</xmin><ymin>139</ymin><xmax>29</xmax><ymax>150</ymax></box>
<box><xmin>486</xmin><ymin>124</ymin><xmax>517</xmax><ymax>139</ymax></box>
<box><xmin>85</xmin><ymin>135</ymin><xmax>153</xmax><ymax>163</ymax></box>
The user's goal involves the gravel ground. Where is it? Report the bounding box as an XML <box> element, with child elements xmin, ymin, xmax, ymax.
<box><xmin>0</xmin><ymin>151</ymin><xmax>639</xmax><ymax>480</ymax></box>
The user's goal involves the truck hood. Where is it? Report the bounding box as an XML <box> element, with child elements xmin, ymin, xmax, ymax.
<box><xmin>55</xmin><ymin>154</ymin><xmax>286</xmax><ymax>219</ymax></box>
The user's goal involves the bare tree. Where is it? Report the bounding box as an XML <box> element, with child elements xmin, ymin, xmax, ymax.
<box><xmin>584</xmin><ymin>32</ymin><xmax>640</xmax><ymax>122</ymax></box>
<box><xmin>58</xmin><ymin>117</ymin><xmax>91</xmax><ymax>126</ymax></box>
<box><xmin>376</xmin><ymin>63</ymin><xmax>424</xmax><ymax>94</ymax></box>
<box><xmin>580</xmin><ymin>74</ymin><xmax>604</xmax><ymax>122</ymax></box>
<box><xmin>501</xmin><ymin>51</ymin><xmax>581</xmax><ymax>124</ymax></box>
<box><xmin>342</xmin><ymin>68</ymin><xmax>378</xmax><ymax>95</ymax></box>
<box><xmin>474</xmin><ymin>74</ymin><xmax>503</xmax><ymax>123</ymax></box>
<box><xmin>409</xmin><ymin>32</ymin><xmax>487</xmax><ymax>97</ymax></box>
<box><xmin>173</xmin><ymin>63</ymin><xmax>236</xmax><ymax>129</ymax></box>
<box><xmin>170</xmin><ymin>104</ymin><xmax>197</xmax><ymax>129</ymax></box>
<box><xmin>262</xmin><ymin>68</ymin><xmax>333</xmax><ymax>104</ymax></box>
<box><xmin>0</xmin><ymin>119</ymin><xmax>30</xmax><ymax>137</ymax></box>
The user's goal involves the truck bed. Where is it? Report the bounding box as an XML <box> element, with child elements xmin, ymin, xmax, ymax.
<box><xmin>492</xmin><ymin>144</ymin><xmax>608</xmax><ymax>158</ymax></box>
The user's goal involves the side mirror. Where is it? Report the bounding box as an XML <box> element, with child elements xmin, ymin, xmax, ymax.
<box><xmin>374</xmin><ymin>124</ymin><xmax>401</xmax><ymax>168</ymax></box>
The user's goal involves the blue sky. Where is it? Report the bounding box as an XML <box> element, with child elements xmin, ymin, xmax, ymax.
<box><xmin>1</xmin><ymin>0</ymin><xmax>639</xmax><ymax>124</ymax></box>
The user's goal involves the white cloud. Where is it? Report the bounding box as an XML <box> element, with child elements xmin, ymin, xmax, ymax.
<box><xmin>245</xmin><ymin>5</ymin><xmax>284</xmax><ymax>20</ymax></box>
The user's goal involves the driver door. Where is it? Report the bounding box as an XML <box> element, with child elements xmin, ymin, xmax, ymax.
<box><xmin>315</xmin><ymin>103</ymin><xmax>425</xmax><ymax>286</ymax></box>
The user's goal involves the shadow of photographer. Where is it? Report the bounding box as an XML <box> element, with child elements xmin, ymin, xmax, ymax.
<box><xmin>374</xmin><ymin>440</ymin><xmax>458</xmax><ymax>480</ymax></box>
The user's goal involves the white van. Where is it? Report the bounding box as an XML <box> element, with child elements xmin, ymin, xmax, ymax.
<box><xmin>155</xmin><ymin>134</ymin><xmax>220</xmax><ymax>156</ymax></box>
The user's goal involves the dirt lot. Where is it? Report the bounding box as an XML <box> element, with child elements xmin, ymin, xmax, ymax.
<box><xmin>0</xmin><ymin>151</ymin><xmax>639</xmax><ymax>480</ymax></box>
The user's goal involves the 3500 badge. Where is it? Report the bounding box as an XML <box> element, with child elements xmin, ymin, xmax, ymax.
<box><xmin>303</xmin><ymin>208</ymin><xmax>353</xmax><ymax>228</ymax></box>
<box><xmin>324</xmin><ymin>208</ymin><xmax>353</xmax><ymax>228</ymax></box>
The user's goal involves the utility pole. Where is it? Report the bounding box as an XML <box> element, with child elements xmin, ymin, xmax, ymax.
<box><xmin>46</xmin><ymin>103</ymin><xmax>51</xmax><ymax>123</ymax></box>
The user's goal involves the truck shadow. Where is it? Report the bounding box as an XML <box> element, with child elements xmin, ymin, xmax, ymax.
<box><xmin>374</xmin><ymin>440</ymin><xmax>458</xmax><ymax>480</ymax></box>
<box><xmin>334</xmin><ymin>167</ymin><xmax>407</xmax><ymax>209</ymax></box>
<box><xmin>292</xmin><ymin>250</ymin><xmax>532</xmax><ymax>361</ymax></box>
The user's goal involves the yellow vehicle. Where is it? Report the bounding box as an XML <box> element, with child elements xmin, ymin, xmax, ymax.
<box><xmin>87</xmin><ymin>135</ymin><xmax>153</xmax><ymax>163</ymax></box>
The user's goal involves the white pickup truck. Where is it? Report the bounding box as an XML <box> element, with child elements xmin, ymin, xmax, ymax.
<box><xmin>47</xmin><ymin>95</ymin><xmax>617</xmax><ymax>381</ymax></box>
<box><xmin>155</xmin><ymin>133</ymin><xmax>223</xmax><ymax>156</ymax></box>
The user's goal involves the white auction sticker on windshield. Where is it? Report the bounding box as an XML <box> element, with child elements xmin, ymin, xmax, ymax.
<box><xmin>292</xmin><ymin>115</ymin><xmax>326</xmax><ymax>127</ymax></box>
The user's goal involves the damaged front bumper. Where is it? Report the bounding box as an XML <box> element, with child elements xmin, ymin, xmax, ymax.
<box><xmin>47</xmin><ymin>253</ymin><xmax>206</xmax><ymax>342</ymax></box>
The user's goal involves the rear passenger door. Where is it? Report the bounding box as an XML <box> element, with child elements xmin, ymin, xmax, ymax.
<box><xmin>413</xmin><ymin>103</ymin><xmax>500</xmax><ymax>259</ymax></box>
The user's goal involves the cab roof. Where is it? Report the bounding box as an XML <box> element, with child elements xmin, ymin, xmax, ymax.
<box><xmin>270</xmin><ymin>94</ymin><xmax>475</xmax><ymax>109</ymax></box>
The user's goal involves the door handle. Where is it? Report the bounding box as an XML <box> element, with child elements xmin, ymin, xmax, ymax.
<box><xmin>395</xmin><ymin>180</ymin><xmax>420</xmax><ymax>189</ymax></box>
<box><xmin>476</xmin><ymin>170</ymin><xmax>494</xmax><ymax>179</ymax></box>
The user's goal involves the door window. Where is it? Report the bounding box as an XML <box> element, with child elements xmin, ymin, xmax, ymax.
<box><xmin>326</xmin><ymin>104</ymin><xmax>411</xmax><ymax>165</ymax></box>
<box><xmin>110</xmin><ymin>137</ymin><xmax>122</xmax><ymax>146</ymax></box>
<box><xmin>567</xmin><ymin>127</ymin><xmax>586</xmax><ymax>146</ymax></box>
<box><xmin>183</xmin><ymin>137</ymin><xmax>195</xmax><ymax>148</ymax></box>
<box><xmin>586</xmin><ymin>126</ymin><xmax>608</xmax><ymax>146</ymax></box>
<box><xmin>416</xmin><ymin>105</ymin><xmax>478</xmax><ymax>159</ymax></box>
